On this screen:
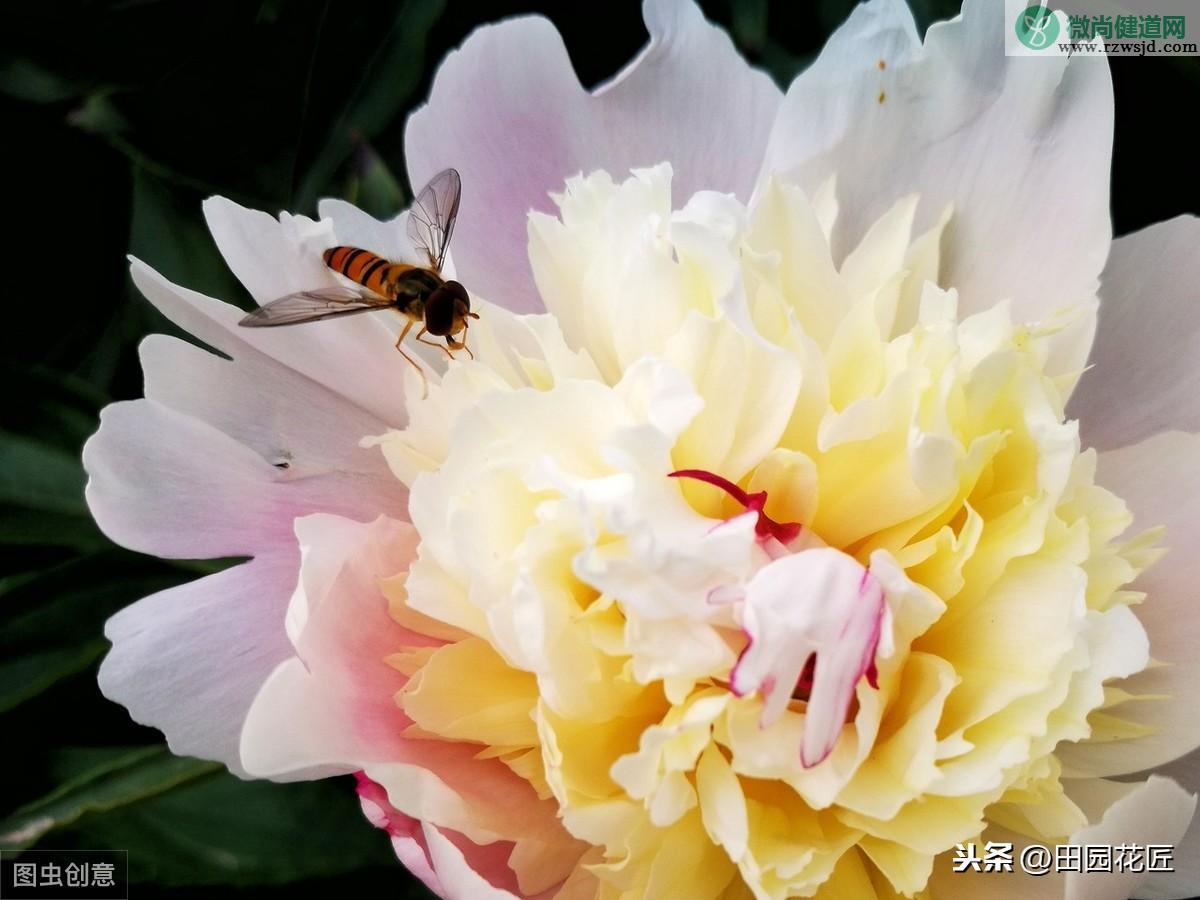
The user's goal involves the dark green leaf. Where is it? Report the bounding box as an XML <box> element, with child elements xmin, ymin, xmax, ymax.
<box><xmin>729</xmin><ymin>0</ymin><xmax>769</xmax><ymax>54</ymax></box>
<box><xmin>68</xmin><ymin>92</ymin><xmax>131</xmax><ymax>137</ymax></box>
<box><xmin>127</xmin><ymin>170</ymin><xmax>249</xmax><ymax>306</ymax></box>
<box><xmin>0</xmin><ymin>642</ymin><xmax>107</xmax><ymax>714</ymax></box>
<box><xmin>0</xmin><ymin>509</ymin><xmax>106</xmax><ymax>550</ymax></box>
<box><xmin>0</xmin><ymin>551</ymin><xmax>185</xmax><ymax>710</ymax></box>
<box><xmin>760</xmin><ymin>42</ymin><xmax>808</xmax><ymax>87</ymax></box>
<box><xmin>74</xmin><ymin>773</ymin><xmax>395</xmax><ymax>885</ymax></box>
<box><xmin>0</xmin><ymin>746</ymin><xmax>219</xmax><ymax>850</ymax></box>
<box><xmin>0</xmin><ymin>365</ymin><xmax>108</xmax><ymax>450</ymax></box>
<box><xmin>346</xmin><ymin>143</ymin><xmax>407</xmax><ymax>220</ymax></box>
<box><xmin>166</xmin><ymin>557</ymin><xmax>250</xmax><ymax>577</ymax></box>
<box><xmin>0</xmin><ymin>58</ymin><xmax>83</xmax><ymax>104</ymax></box>
<box><xmin>0</xmin><ymin>431</ymin><xmax>86</xmax><ymax>515</ymax></box>
<box><xmin>74</xmin><ymin>167</ymin><xmax>250</xmax><ymax>389</ymax></box>
<box><xmin>293</xmin><ymin>0</ymin><xmax>446</xmax><ymax>210</ymax></box>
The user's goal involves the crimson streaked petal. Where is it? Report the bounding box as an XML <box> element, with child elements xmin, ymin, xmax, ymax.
<box><xmin>729</xmin><ymin>547</ymin><xmax>886</xmax><ymax>767</ymax></box>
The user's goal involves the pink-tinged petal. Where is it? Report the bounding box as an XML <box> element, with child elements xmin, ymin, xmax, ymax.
<box><xmin>593</xmin><ymin>0</ymin><xmax>779</xmax><ymax>201</ymax></box>
<box><xmin>128</xmin><ymin>257</ymin><xmax>407</xmax><ymax>429</ymax></box>
<box><xmin>356</xmin><ymin>774</ymin><xmax>444</xmax><ymax>895</ymax></box>
<box><xmin>422</xmin><ymin>823</ymin><xmax>522</xmax><ymax>900</ymax></box>
<box><xmin>1063</xmin><ymin>776</ymin><xmax>1196</xmax><ymax>900</ymax></box>
<box><xmin>406</xmin><ymin>0</ymin><xmax>780</xmax><ymax>313</ymax></box>
<box><xmin>97</xmin><ymin>556</ymin><xmax>296</xmax><ymax>774</ymax></box>
<box><xmin>764</xmin><ymin>0</ymin><xmax>1112</xmax><ymax>327</ymax></box>
<box><xmin>125</xmin><ymin>258</ymin><xmax>407</xmax><ymax>550</ymax></box>
<box><xmin>358</xmin><ymin>772</ymin><xmax>575</xmax><ymax>900</ymax></box>
<box><xmin>240</xmin><ymin>515</ymin><xmax>427</xmax><ymax>779</ymax></box>
<box><xmin>365</xmin><ymin>754</ymin><xmax>584</xmax><ymax>896</ymax></box>
<box><xmin>1059</xmin><ymin>432</ymin><xmax>1200</xmax><ymax>777</ymax></box>
<box><xmin>84</xmin><ymin>399</ymin><xmax>401</xmax><ymax>771</ymax></box>
<box><xmin>729</xmin><ymin>547</ymin><xmax>885</xmax><ymax>767</ymax></box>
<box><xmin>1069</xmin><ymin>216</ymin><xmax>1200</xmax><ymax>451</ymax></box>
<box><xmin>84</xmin><ymin>399</ymin><xmax>401</xmax><ymax>559</ymax></box>
<box><xmin>85</xmin><ymin>263</ymin><xmax>410</xmax><ymax>771</ymax></box>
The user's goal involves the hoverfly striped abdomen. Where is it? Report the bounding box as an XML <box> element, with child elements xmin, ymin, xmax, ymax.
<box><xmin>323</xmin><ymin>246</ymin><xmax>422</xmax><ymax>299</ymax></box>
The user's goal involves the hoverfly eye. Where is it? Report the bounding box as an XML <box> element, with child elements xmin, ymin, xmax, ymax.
<box><xmin>453</xmin><ymin>281</ymin><xmax>470</xmax><ymax>310</ymax></box>
<box><xmin>424</xmin><ymin>287</ymin><xmax>455</xmax><ymax>336</ymax></box>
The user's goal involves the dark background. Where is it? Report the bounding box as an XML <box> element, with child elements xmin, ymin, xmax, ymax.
<box><xmin>1</xmin><ymin>1</ymin><xmax>1196</xmax><ymax>896</ymax></box>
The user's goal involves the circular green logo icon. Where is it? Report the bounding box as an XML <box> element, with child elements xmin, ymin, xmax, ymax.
<box><xmin>1015</xmin><ymin>4</ymin><xmax>1060</xmax><ymax>50</ymax></box>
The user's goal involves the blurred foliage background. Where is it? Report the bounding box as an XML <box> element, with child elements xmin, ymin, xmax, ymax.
<box><xmin>2</xmin><ymin>0</ymin><xmax>1197</xmax><ymax>895</ymax></box>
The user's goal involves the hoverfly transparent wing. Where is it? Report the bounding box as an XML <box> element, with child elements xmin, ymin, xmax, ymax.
<box><xmin>407</xmin><ymin>168</ymin><xmax>461</xmax><ymax>273</ymax></box>
<box><xmin>239</xmin><ymin>288</ymin><xmax>394</xmax><ymax>327</ymax></box>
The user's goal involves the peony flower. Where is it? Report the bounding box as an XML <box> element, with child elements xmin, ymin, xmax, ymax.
<box><xmin>83</xmin><ymin>0</ymin><xmax>1200</xmax><ymax>898</ymax></box>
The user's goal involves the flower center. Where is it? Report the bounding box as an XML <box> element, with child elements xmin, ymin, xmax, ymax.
<box><xmin>670</xmin><ymin>467</ymin><xmax>879</xmax><ymax>707</ymax></box>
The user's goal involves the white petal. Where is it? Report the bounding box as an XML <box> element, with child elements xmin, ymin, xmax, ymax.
<box><xmin>1128</xmin><ymin>748</ymin><xmax>1200</xmax><ymax>899</ymax></box>
<box><xmin>405</xmin><ymin>0</ymin><xmax>780</xmax><ymax>312</ymax></box>
<box><xmin>316</xmin><ymin>198</ymin><xmax>418</xmax><ymax>265</ymax></box>
<box><xmin>1059</xmin><ymin>432</ymin><xmax>1200</xmax><ymax>776</ymax></box>
<box><xmin>929</xmin><ymin>778</ymin><xmax>1195</xmax><ymax>900</ymax></box>
<box><xmin>763</xmin><ymin>0</ymin><xmax>1112</xmax><ymax>322</ymax></box>
<box><xmin>139</xmin><ymin>334</ymin><xmax>404</xmax><ymax>513</ymax></box>
<box><xmin>1064</xmin><ymin>776</ymin><xmax>1196</xmax><ymax>900</ymax></box>
<box><xmin>85</xmin><ymin>399</ymin><xmax>291</xmax><ymax>558</ymax></box>
<box><xmin>1069</xmin><ymin>216</ymin><xmax>1200</xmax><ymax>451</ymax></box>
<box><xmin>202</xmin><ymin>196</ymin><xmax>338</xmax><ymax>304</ymax></box>
<box><xmin>97</xmin><ymin>556</ymin><xmax>296</xmax><ymax>774</ymax></box>
<box><xmin>197</xmin><ymin>200</ymin><xmax>419</xmax><ymax>418</ymax></box>
<box><xmin>127</xmin><ymin>258</ymin><xmax>407</xmax><ymax>428</ymax></box>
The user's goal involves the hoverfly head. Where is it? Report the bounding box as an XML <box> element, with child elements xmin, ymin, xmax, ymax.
<box><xmin>426</xmin><ymin>280</ymin><xmax>476</xmax><ymax>342</ymax></box>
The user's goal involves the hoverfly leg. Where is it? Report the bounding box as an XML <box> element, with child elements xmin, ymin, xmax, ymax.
<box><xmin>463</xmin><ymin>314</ymin><xmax>478</xmax><ymax>359</ymax></box>
<box><xmin>416</xmin><ymin>325</ymin><xmax>456</xmax><ymax>360</ymax></box>
<box><xmin>446</xmin><ymin>334</ymin><xmax>474</xmax><ymax>361</ymax></box>
<box><xmin>394</xmin><ymin>319</ymin><xmax>429</xmax><ymax>400</ymax></box>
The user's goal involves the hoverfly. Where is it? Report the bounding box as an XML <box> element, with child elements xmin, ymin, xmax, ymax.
<box><xmin>238</xmin><ymin>168</ymin><xmax>477</xmax><ymax>396</ymax></box>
